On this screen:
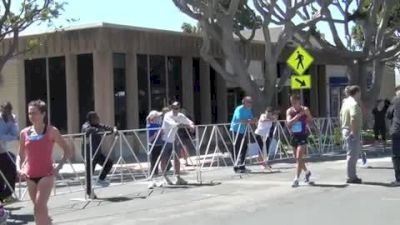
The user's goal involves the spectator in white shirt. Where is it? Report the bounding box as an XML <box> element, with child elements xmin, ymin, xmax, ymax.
<box><xmin>255</xmin><ymin>107</ymin><xmax>277</xmax><ymax>168</ymax></box>
<box><xmin>160</xmin><ymin>102</ymin><xmax>194</xmax><ymax>185</ymax></box>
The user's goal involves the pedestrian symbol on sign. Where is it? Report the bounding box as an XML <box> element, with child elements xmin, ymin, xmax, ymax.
<box><xmin>287</xmin><ymin>46</ymin><xmax>314</xmax><ymax>75</ymax></box>
<box><xmin>296</xmin><ymin>51</ymin><xmax>304</xmax><ymax>70</ymax></box>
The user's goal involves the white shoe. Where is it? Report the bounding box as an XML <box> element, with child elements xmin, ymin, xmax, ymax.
<box><xmin>147</xmin><ymin>181</ymin><xmax>157</xmax><ymax>189</ymax></box>
<box><xmin>291</xmin><ymin>179</ymin><xmax>299</xmax><ymax>188</ymax></box>
<box><xmin>163</xmin><ymin>176</ymin><xmax>173</xmax><ymax>185</ymax></box>
<box><xmin>175</xmin><ymin>176</ymin><xmax>188</xmax><ymax>185</ymax></box>
<box><xmin>96</xmin><ymin>179</ymin><xmax>110</xmax><ymax>187</ymax></box>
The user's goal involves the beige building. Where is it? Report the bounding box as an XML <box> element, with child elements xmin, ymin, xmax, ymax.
<box><xmin>0</xmin><ymin>23</ymin><xmax>395</xmax><ymax>134</ymax></box>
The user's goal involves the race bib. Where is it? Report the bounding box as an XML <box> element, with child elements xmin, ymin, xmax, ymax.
<box><xmin>28</xmin><ymin>133</ymin><xmax>45</xmax><ymax>141</ymax></box>
<box><xmin>291</xmin><ymin>121</ymin><xmax>303</xmax><ymax>133</ymax></box>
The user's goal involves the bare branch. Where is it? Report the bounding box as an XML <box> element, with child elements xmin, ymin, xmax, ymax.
<box><xmin>227</xmin><ymin>0</ymin><xmax>241</xmax><ymax>16</ymax></box>
<box><xmin>0</xmin><ymin>0</ymin><xmax>11</xmax><ymax>31</ymax></box>
<box><xmin>318</xmin><ymin>1</ymin><xmax>346</xmax><ymax>49</ymax></box>
<box><xmin>172</xmin><ymin>0</ymin><xmax>203</xmax><ymax>20</ymax></box>
<box><xmin>375</xmin><ymin>0</ymin><xmax>395</xmax><ymax>48</ymax></box>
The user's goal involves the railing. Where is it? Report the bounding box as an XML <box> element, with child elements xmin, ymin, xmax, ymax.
<box><xmin>1</xmin><ymin>117</ymin><xmax>342</xmax><ymax>201</ymax></box>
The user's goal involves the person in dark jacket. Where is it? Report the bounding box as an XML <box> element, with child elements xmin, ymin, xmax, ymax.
<box><xmin>82</xmin><ymin>111</ymin><xmax>117</xmax><ymax>197</ymax></box>
<box><xmin>372</xmin><ymin>99</ymin><xmax>389</xmax><ymax>145</ymax></box>
<box><xmin>387</xmin><ymin>86</ymin><xmax>400</xmax><ymax>186</ymax></box>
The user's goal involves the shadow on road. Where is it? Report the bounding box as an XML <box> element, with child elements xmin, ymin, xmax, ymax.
<box><xmin>361</xmin><ymin>181</ymin><xmax>398</xmax><ymax>187</ymax></box>
<box><xmin>245</xmin><ymin>170</ymin><xmax>282</xmax><ymax>175</ymax></box>
<box><xmin>309</xmin><ymin>182</ymin><xmax>349</xmax><ymax>188</ymax></box>
<box><xmin>6</xmin><ymin>207</ymin><xmax>34</xmax><ymax>225</ymax></box>
<box><xmin>97</xmin><ymin>196</ymin><xmax>135</xmax><ymax>202</ymax></box>
<box><xmin>364</xmin><ymin>166</ymin><xmax>393</xmax><ymax>170</ymax></box>
<box><xmin>161</xmin><ymin>181</ymin><xmax>222</xmax><ymax>189</ymax></box>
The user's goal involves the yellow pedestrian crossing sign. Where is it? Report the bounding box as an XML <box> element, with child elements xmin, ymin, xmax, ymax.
<box><xmin>287</xmin><ymin>46</ymin><xmax>314</xmax><ymax>75</ymax></box>
<box><xmin>291</xmin><ymin>75</ymin><xmax>311</xmax><ymax>89</ymax></box>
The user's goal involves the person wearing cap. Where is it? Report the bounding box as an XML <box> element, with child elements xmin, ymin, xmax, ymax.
<box><xmin>161</xmin><ymin>101</ymin><xmax>194</xmax><ymax>185</ymax></box>
<box><xmin>0</xmin><ymin>102</ymin><xmax>18</xmax><ymax>204</ymax></box>
<box><xmin>81</xmin><ymin>111</ymin><xmax>117</xmax><ymax>197</ymax></box>
<box><xmin>230</xmin><ymin>96</ymin><xmax>256</xmax><ymax>173</ymax></box>
<box><xmin>146</xmin><ymin>110</ymin><xmax>163</xmax><ymax>177</ymax></box>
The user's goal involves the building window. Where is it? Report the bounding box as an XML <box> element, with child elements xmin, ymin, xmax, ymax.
<box><xmin>137</xmin><ymin>54</ymin><xmax>149</xmax><ymax>128</ymax></box>
<box><xmin>48</xmin><ymin>57</ymin><xmax>67</xmax><ymax>133</ymax></box>
<box><xmin>149</xmin><ymin>55</ymin><xmax>167</xmax><ymax>110</ymax></box>
<box><xmin>167</xmin><ymin>56</ymin><xmax>182</xmax><ymax>103</ymax></box>
<box><xmin>113</xmin><ymin>53</ymin><xmax>126</xmax><ymax>130</ymax></box>
<box><xmin>77</xmin><ymin>54</ymin><xmax>94</xmax><ymax>127</ymax></box>
<box><xmin>25</xmin><ymin>58</ymin><xmax>47</xmax><ymax>105</ymax></box>
<box><xmin>227</xmin><ymin>88</ymin><xmax>245</xmax><ymax>120</ymax></box>
<box><xmin>193</xmin><ymin>58</ymin><xmax>201</xmax><ymax>124</ymax></box>
<box><xmin>210</xmin><ymin>66</ymin><xmax>218</xmax><ymax>123</ymax></box>
<box><xmin>137</xmin><ymin>55</ymin><xmax>184</xmax><ymax>127</ymax></box>
<box><xmin>24</xmin><ymin>57</ymin><xmax>67</xmax><ymax>132</ymax></box>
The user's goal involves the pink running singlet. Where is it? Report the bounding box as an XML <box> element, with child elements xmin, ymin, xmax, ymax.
<box><xmin>23</xmin><ymin>125</ymin><xmax>55</xmax><ymax>178</ymax></box>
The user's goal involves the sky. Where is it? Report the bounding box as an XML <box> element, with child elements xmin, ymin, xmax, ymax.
<box><xmin>24</xmin><ymin>0</ymin><xmax>197</xmax><ymax>34</ymax></box>
<box><xmin>22</xmin><ymin>1</ymin><xmax>346</xmax><ymax>40</ymax></box>
<box><xmin>22</xmin><ymin>0</ymin><xmax>349</xmax><ymax>44</ymax></box>
<box><xmin>19</xmin><ymin>0</ymin><xmax>399</xmax><ymax>84</ymax></box>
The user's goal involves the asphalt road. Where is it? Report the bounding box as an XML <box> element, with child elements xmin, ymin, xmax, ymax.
<box><xmin>5</xmin><ymin>156</ymin><xmax>400</xmax><ymax>225</ymax></box>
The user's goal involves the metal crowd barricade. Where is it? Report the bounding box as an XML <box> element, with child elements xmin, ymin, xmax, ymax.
<box><xmin>1</xmin><ymin>117</ymin><xmax>344</xmax><ymax>202</ymax></box>
<box><xmin>196</xmin><ymin>123</ymin><xmax>234</xmax><ymax>169</ymax></box>
<box><xmin>78</xmin><ymin>117</ymin><xmax>343</xmax><ymax>193</ymax></box>
<box><xmin>1</xmin><ymin>133</ymin><xmax>87</xmax><ymax>202</ymax></box>
<box><xmin>52</xmin><ymin>133</ymin><xmax>87</xmax><ymax>196</ymax></box>
<box><xmin>146</xmin><ymin>125</ymin><xmax>203</xmax><ymax>184</ymax></box>
<box><xmin>194</xmin><ymin>117</ymin><xmax>343</xmax><ymax>182</ymax></box>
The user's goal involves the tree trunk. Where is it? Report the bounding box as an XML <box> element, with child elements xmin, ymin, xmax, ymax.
<box><xmin>349</xmin><ymin>59</ymin><xmax>386</xmax><ymax>128</ymax></box>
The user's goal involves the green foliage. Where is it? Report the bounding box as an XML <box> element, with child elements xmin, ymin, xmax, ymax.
<box><xmin>388</xmin><ymin>1</ymin><xmax>400</xmax><ymax>27</ymax></box>
<box><xmin>362</xmin><ymin>129</ymin><xmax>376</xmax><ymax>143</ymax></box>
<box><xmin>181</xmin><ymin>22</ymin><xmax>201</xmax><ymax>34</ymax></box>
<box><xmin>351</xmin><ymin>25</ymin><xmax>364</xmax><ymax>48</ymax></box>
<box><xmin>0</xmin><ymin>0</ymin><xmax>65</xmax><ymax>54</ymax></box>
<box><xmin>351</xmin><ymin>0</ymin><xmax>400</xmax><ymax>49</ymax></box>
<box><xmin>2</xmin><ymin>0</ymin><xmax>65</xmax><ymax>30</ymax></box>
<box><xmin>231</xmin><ymin>1</ymin><xmax>262</xmax><ymax>32</ymax></box>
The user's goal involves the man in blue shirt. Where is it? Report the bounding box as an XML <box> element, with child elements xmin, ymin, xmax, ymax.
<box><xmin>230</xmin><ymin>96</ymin><xmax>255</xmax><ymax>173</ymax></box>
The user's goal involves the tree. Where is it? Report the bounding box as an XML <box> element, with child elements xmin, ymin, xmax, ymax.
<box><xmin>174</xmin><ymin>0</ymin><xmax>400</xmax><ymax>116</ymax></box>
<box><xmin>0</xmin><ymin>0</ymin><xmax>65</xmax><ymax>83</ymax></box>
<box><xmin>181</xmin><ymin>22</ymin><xmax>202</xmax><ymax>34</ymax></box>
<box><xmin>310</xmin><ymin>0</ymin><xmax>400</xmax><ymax>111</ymax></box>
<box><xmin>173</xmin><ymin>0</ymin><xmax>327</xmax><ymax>113</ymax></box>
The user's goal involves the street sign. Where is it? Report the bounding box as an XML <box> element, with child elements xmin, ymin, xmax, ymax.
<box><xmin>291</xmin><ymin>75</ymin><xmax>311</xmax><ymax>89</ymax></box>
<box><xmin>287</xmin><ymin>46</ymin><xmax>314</xmax><ymax>75</ymax></box>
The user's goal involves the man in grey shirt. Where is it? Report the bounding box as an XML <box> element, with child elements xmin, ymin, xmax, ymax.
<box><xmin>387</xmin><ymin>85</ymin><xmax>400</xmax><ymax>185</ymax></box>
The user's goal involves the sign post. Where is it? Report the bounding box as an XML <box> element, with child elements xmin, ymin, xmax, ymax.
<box><xmin>287</xmin><ymin>46</ymin><xmax>314</xmax><ymax>90</ymax></box>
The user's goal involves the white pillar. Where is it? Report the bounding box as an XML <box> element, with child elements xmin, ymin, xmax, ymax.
<box><xmin>126</xmin><ymin>53</ymin><xmax>139</xmax><ymax>129</ymax></box>
<box><xmin>93</xmin><ymin>51</ymin><xmax>114</xmax><ymax>125</ymax></box>
<box><xmin>65</xmin><ymin>54</ymin><xmax>79</xmax><ymax>133</ymax></box>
